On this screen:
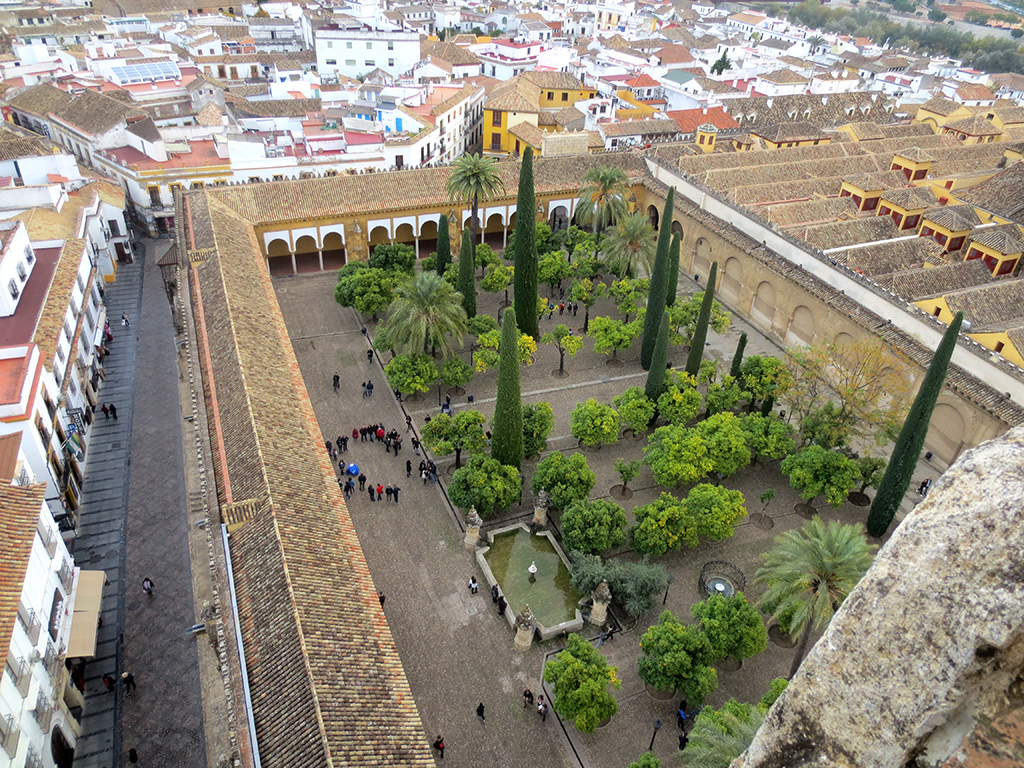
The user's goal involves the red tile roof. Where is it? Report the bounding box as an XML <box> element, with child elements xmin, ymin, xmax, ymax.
<box><xmin>665</xmin><ymin>106</ymin><xmax>740</xmax><ymax>134</ymax></box>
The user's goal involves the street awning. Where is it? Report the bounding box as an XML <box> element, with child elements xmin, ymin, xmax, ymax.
<box><xmin>67</xmin><ymin>570</ymin><xmax>106</xmax><ymax>658</ymax></box>
<box><xmin>92</xmin><ymin>322</ymin><xmax>105</xmax><ymax>350</ymax></box>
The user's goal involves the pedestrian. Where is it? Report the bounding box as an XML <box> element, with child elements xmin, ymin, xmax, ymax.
<box><xmin>394</xmin><ymin>389</ymin><xmax>403</xmax><ymax>402</ymax></box>
<box><xmin>376</xmin><ymin>483</ymin><xmax>384</xmax><ymax>501</ymax></box>
<box><xmin>538</xmin><ymin>697</ymin><xmax>548</xmax><ymax>722</ymax></box>
<box><xmin>497</xmin><ymin>596</ymin><xmax>507</xmax><ymax>616</ymax></box>
<box><xmin>358</xmin><ymin>473</ymin><xmax>367</xmax><ymax>491</ymax></box>
<box><xmin>366</xmin><ymin>349</ymin><xmax>374</xmax><ymax>363</ymax></box>
<box><xmin>523</xmin><ymin>689</ymin><xmax>534</xmax><ymax>708</ymax></box>
<box><xmin>573</xmin><ymin>302</ymin><xmax>579</xmax><ymax>316</ymax></box>
<box><xmin>412</xmin><ymin>437</ymin><xmax>420</xmax><ymax>455</ymax></box>
<box><xmin>121</xmin><ymin>311</ymin><xmax>130</xmax><ymax>328</ymax></box>
<box><xmin>432</xmin><ymin>735</ymin><xmax>445</xmax><ymax>759</ymax></box>
<box><xmin>109</xmin><ymin>403</ymin><xmax>118</xmax><ymax>419</ymax></box>
<box><xmin>142</xmin><ymin>577</ymin><xmax>154</xmax><ymax>595</ymax></box>
<box><xmin>333</xmin><ymin>373</ymin><xmax>340</xmax><ymax>392</ymax></box>
<box><xmin>406</xmin><ymin>459</ymin><xmax>412</xmax><ymax>477</ymax></box>
<box><xmin>341</xmin><ymin>436</ymin><xmax>348</xmax><ymax>452</ymax></box>
<box><xmin>491</xmin><ymin>584</ymin><xmax>499</xmax><ymax>603</ymax></box>
<box><xmin>406</xmin><ymin>415</ymin><xmax>413</xmax><ymax>432</ymax></box>
<box><xmin>468</xmin><ymin>576</ymin><xmax>479</xmax><ymax>594</ymax></box>
<box><xmin>122</xmin><ymin>671</ymin><xmax>136</xmax><ymax>693</ymax></box>
<box><xmin>128</xmin><ymin>748</ymin><xmax>138</xmax><ymax>764</ymax></box>
<box><xmin>679</xmin><ymin>730</ymin><xmax>689</xmax><ymax>751</ymax></box>
<box><xmin>385</xmin><ymin>484</ymin><xmax>394</xmax><ymax>502</ymax></box>
<box><xmin>476</xmin><ymin>702</ymin><xmax>486</xmax><ymax>721</ymax></box>
<box><xmin>331</xmin><ymin>447</ymin><xmax>338</xmax><ymax>462</ymax></box>
<box><xmin>597</xmin><ymin>628</ymin><xmax>609</xmax><ymax>647</ymax></box>
<box><xmin>102</xmin><ymin>404</ymin><xmax>109</xmax><ymax>419</ymax></box>
<box><xmin>677</xmin><ymin>707</ymin><xmax>687</xmax><ymax>730</ymax></box>
<box><xmin>559</xmin><ymin>287</ymin><xmax>565</xmax><ymax>300</ymax></box>
<box><xmin>377</xmin><ymin>426</ymin><xmax>385</xmax><ymax>441</ymax></box>
<box><xmin>344</xmin><ymin>479</ymin><xmax>354</xmax><ymax>498</ymax></box>
<box><xmin>918</xmin><ymin>478</ymin><xmax>932</xmax><ymax>496</ymax></box>
<box><xmin>392</xmin><ymin>485</ymin><xmax>401</xmax><ymax>503</ymax></box>
<box><xmin>604</xmin><ymin>626</ymin><xmax>616</xmax><ymax>643</ymax></box>
<box><xmin>559</xmin><ymin>302</ymin><xmax>564</xmax><ymax>316</ymax></box>
<box><xmin>103</xmin><ymin>674</ymin><xmax>115</xmax><ymax>692</ymax></box>
<box><xmin>378</xmin><ymin>591</ymin><xmax>386</xmax><ymax>607</ymax></box>
<box><xmin>394</xmin><ymin>436</ymin><xmax>402</xmax><ymax>454</ymax></box>
<box><xmin>369</xmin><ymin>485</ymin><xmax>376</xmax><ymax>502</ymax></box>
<box><xmin>421</xmin><ymin>469</ymin><xmax>429</xmax><ymax>484</ymax></box>
<box><xmin>366</xmin><ymin>381</ymin><xmax>374</xmax><ymax>398</ymax></box>
<box><xmin>445</xmin><ymin>393</ymin><xmax>452</xmax><ymax>406</ymax></box>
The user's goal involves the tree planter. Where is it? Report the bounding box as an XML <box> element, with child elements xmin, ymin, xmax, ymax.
<box><xmin>644</xmin><ymin>682</ymin><xmax>676</xmax><ymax>700</ymax></box>
<box><xmin>795</xmin><ymin>502</ymin><xmax>816</xmax><ymax>519</ymax></box>
<box><xmin>404</xmin><ymin>392</ymin><xmax>425</xmax><ymax>403</ymax></box>
<box><xmin>610</xmin><ymin>484</ymin><xmax>633</xmax><ymax>500</ymax></box>
<box><xmin>748</xmin><ymin>512</ymin><xmax>774</xmax><ymax>530</ymax></box>
<box><xmin>716</xmin><ymin>657</ymin><xmax>742</xmax><ymax>672</ymax></box>
<box><xmin>551</xmin><ymin>369</ymin><xmax>569</xmax><ymax>378</ymax></box>
<box><xmin>595</xmin><ymin>716</ymin><xmax>612</xmax><ymax>729</ymax></box>
<box><xmin>768</xmin><ymin>624</ymin><xmax>797</xmax><ymax>649</ymax></box>
<box><xmin>620</xmin><ymin>428</ymin><xmax>635</xmax><ymax>440</ymax></box>
<box><xmin>847</xmin><ymin>491</ymin><xmax>871</xmax><ymax>507</ymax></box>
<box><xmin>606</xmin><ymin>358</ymin><xmax>624</xmax><ymax>368</ymax></box>
<box><xmin>577</xmin><ymin>440</ymin><xmax>602</xmax><ymax>451</ymax></box>
<box><xmin>447</xmin><ymin>385</ymin><xmax>467</xmax><ymax>397</ymax></box>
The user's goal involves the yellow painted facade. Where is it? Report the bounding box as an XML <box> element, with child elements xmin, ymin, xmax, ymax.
<box><xmin>484</xmin><ymin>85</ymin><xmax>594</xmax><ymax>156</ymax></box>
<box><xmin>918</xmin><ymin>219</ymin><xmax>970</xmax><ymax>253</ymax></box>
<box><xmin>964</xmin><ymin>239</ymin><xmax>1022</xmax><ymax>276</ymax></box>
<box><xmin>914</xmin><ymin>292</ymin><xmax>1024</xmax><ymax>364</ymax></box>
<box><xmin>913</xmin><ymin>103</ymin><xmax>972</xmax><ymax>129</ymax></box>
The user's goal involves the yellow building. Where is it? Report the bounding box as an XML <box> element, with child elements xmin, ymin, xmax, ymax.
<box><xmin>483</xmin><ymin>71</ymin><xmax>595</xmax><ymax>156</ymax></box>
<box><xmin>941</xmin><ymin>115</ymin><xmax>1003</xmax><ymax>144</ymax></box>
<box><xmin>890</xmin><ymin>147</ymin><xmax>933</xmax><ymax>180</ymax></box>
<box><xmin>963</xmin><ymin>224</ymin><xmax>1024</xmax><ymax>276</ymax></box>
<box><xmin>913</xmin><ymin>95</ymin><xmax>972</xmax><ymax>130</ymax></box>
<box><xmin>918</xmin><ymin>204</ymin><xmax>981</xmax><ymax>254</ymax></box>
<box><xmin>749</xmin><ymin>122</ymin><xmax>831</xmax><ymax>149</ymax></box>
<box><xmin>840</xmin><ymin>170</ymin><xmax>906</xmax><ymax>212</ymax></box>
<box><xmin>877</xmin><ymin>186</ymin><xmax>938</xmax><ymax>231</ymax></box>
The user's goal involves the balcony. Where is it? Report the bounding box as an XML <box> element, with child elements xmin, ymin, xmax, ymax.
<box><xmin>0</xmin><ymin>714</ymin><xmax>19</xmax><ymax>759</ymax></box>
<box><xmin>33</xmin><ymin>694</ymin><xmax>53</xmax><ymax>732</ymax></box>
<box><xmin>38</xmin><ymin>520</ymin><xmax>58</xmax><ymax>558</ymax></box>
<box><xmin>25</xmin><ymin>747</ymin><xmax>43</xmax><ymax>768</ymax></box>
<box><xmin>58</xmin><ymin>560</ymin><xmax>74</xmax><ymax>593</ymax></box>
<box><xmin>6</xmin><ymin>657</ymin><xmax>31</xmax><ymax>696</ymax></box>
<box><xmin>43</xmin><ymin>642</ymin><xmax>63</xmax><ymax>678</ymax></box>
<box><xmin>18</xmin><ymin>605</ymin><xmax>41</xmax><ymax>645</ymax></box>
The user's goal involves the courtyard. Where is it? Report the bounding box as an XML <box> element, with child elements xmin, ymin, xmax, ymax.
<box><xmin>272</xmin><ymin>264</ymin><xmax>911</xmax><ymax>768</ymax></box>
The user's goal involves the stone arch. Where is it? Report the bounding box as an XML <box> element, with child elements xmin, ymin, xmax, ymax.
<box><xmin>266</xmin><ymin>237</ymin><xmax>294</xmax><ymax>276</ymax></box>
<box><xmin>693</xmin><ymin>237</ymin><xmax>713</xmax><ymax>277</ymax></box>
<box><xmin>720</xmin><ymin>256</ymin><xmax>743</xmax><ymax>304</ymax></box>
<box><xmin>322</xmin><ymin>231</ymin><xmax>346</xmax><ymax>269</ymax></box>
<box><xmin>751</xmin><ymin>280</ymin><xmax>777</xmax><ymax>330</ymax></box>
<box><xmin>369</xmin><ymin>225</ymin><xmax>391</xmax><ymax>248</ymax></box>
<box><xmin>551</xmin><ymin>205</ymin><xmax>569</xmax><ymax>231</ymax></box>
<box><xmin>786</xmin><ymin>305</ymin><xmax>816</xmax><ymax>346</ymax></box>
<box><xmin>671</xmin><ymin>220</ymin><xmax>684</xmax><ymax>237</ymax></box>
<box><xmin>266</xmin><ymin>238</ymin><xmax>291</xmax><ymax>258</ymax></box>
<box><xmin>484</xmin><ymin>211</ymin><xmax>505</xmax><ymax>251</ymax></box>
<box><xmin>926</xmin><ymin>402</ymin><xmax>967</xmax><ymax>465</ymax></box>
<box><xmin>394</xmin><ymin>222</ymin><xmax>415</xmax><ymax>246</ymax></box>
<box><xmin>293</xmin><ymin>234</ymin><xmax>320</xmax><ymax>273</ymax></box>
<box><xmin>419</xmin><ymin>219</ymin><xmax>438</xmax><ymax>259</ymax></box>
<box><xmin>835</xmin><ymin>331</ymin><xmax>856</xmax><ymax>348</ymax></box>
<box><xmin>647</xmin><ymin>204</ymin><xmax>660</xmax><ymax>230</ymax></box>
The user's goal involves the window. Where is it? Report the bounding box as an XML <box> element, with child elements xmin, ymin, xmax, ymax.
<box><xmin>326</xmin><ymin>59</ymin><xmax>336</xmax><ymax>65</ymax></box>
<box><xmin>948</xmin><ymin>237</ymin><xmax>964</xmax><ymax>251</ymax></box>
<box><xmin>192</xmin><ymin>181</ymin><xmax>205</xmax><ymax>189</ymax></box>
<box><xmin>491</xmin><ymin>111</ymin><xmax>501</xmax><ymax>127</ymax></box>
<box><xmin>346</xmin><ymin>41</ymin><xmax>352</xmax><ymax>49</ymax></box>
<box><xmin>346</xmin><ymin>59</ymin><xmax>355</xmax><ymax>66</ymax></box>
<box><xmin>995</xmin><ymin>341</ymin><xmax>1006</xmax><ymax>353</ymax></box>
<box><xmin>16</xmin><ymin>262</ymin><xmax>26</xmax><ymax>281</ymax></box>
<box><xmin>967</xmin><ymin>248</ymin><xmax>982</xmax><ymax>260</ymax></box>
<box><xmin>388</xmin><ymin>41</ymin><xmax>394</xmax><ymax>50</ymax></box>
<box><xmin>388</xmin><ymin>58</ymin><xmax>394</xmax><ymax>67</ymax></box>
<box><xmin>8</xmin><ymin>279</ymin><xmax>19</xmax><ymax>299</ymax></box>
<box><xmin>490</xmin><ymin>135</ymin><xmax>502</xmax><ymax>150</ymax></box>
<box><xmin>365</xmin><ymin>60</ymin><xmax>374</xmax><ymax>67</ymax></box>
<box><xmin>56</xmin><ymin>346</ymin><xmax>64</xmax><ymax>363</ymax></box>
<box><xmin>561</xmin><ymin>92</ymin><xmax>568</xmax><ymax>101</ymax></box>
<box><xmin>272</xmin><ymin>174</ymin><xmax>284</xmax><ymax>181</ymax></box>
<box><xmin>547</xmin><ymin>91</ymin><xmax>554</xmax><ymax>100</ymax></box>
<box><xmin>366</xmin><ymin>42</ymin><xmax>372</xmax><ymax>50</ymax></box>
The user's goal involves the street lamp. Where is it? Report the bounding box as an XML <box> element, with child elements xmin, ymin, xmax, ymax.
<box><xmin>649</xmin><ymin>717</ymin><xmax>663</xmax><ymax>752</ymax></box>
<box><xmin>662</xmin><ymin>574</ymin><xmax>675</xmax><ymax>605</ymax></box>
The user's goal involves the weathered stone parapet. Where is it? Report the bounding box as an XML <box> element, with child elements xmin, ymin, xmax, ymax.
<box><xmin>733</xmin><ymin>426</ymin><xmax>1024</xmax><ymax>768</ymax></box>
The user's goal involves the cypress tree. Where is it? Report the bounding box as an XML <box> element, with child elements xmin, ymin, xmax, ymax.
<box><xmin>760</xmin><ymin>396</ymin><xmax>775</xmax><ymax>417</ymax></box>
<box><xmin>867</xmin><ymin>312</ymin><xmax>963</xmax><ymax>537</ymax></box>
<box><xmin>730</xmin><ymin>332</ymin><xmax>748</xmax><ymax>379</ymax></box>
<box><xmin>435</xmin><ymin>214</ymin><xmax>451</xmax><ymax>276</ymax></box>
<box><xmin>513</xmin><ymin>147</ymin><xmax>539</xmax><ymax>341</ymax></box>
<box><xmin>491</xmin><ymin>305</ymin><xmax>524</xmax><ymax>469</ymax></box>
<box><xmin>644</xmin><ymin>310</ymin><xmax>671</xmax><ymax>402</ymax></box>
<box><xmin>666</xmin><ymin>230</ymin><xmax>681</xmax><ymax>306</ymax></box>
<box><xmin>685</xmin><ymin>260</ymin><xmax>718</xmax><ymax>377</ymax></box>
<box><xmin>640</xmin><ymin>187</ymin><xmax>675</xmax><ymax>370</ymax></box>
<box><xmin>458</xmin><ymin>227</ymin><xmax>476</xmax><ymax>318</ymax></box>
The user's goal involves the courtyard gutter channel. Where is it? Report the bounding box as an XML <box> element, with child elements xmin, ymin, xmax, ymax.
<box><xmin>362</xmin><ymin>309</ymin><xmax>610</xmax><ymax>768</ymax></box>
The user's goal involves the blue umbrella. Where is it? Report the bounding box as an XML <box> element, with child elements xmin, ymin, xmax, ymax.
<box><xmin>347</xmin><ymin>463</ymin><xmax>359</xmax><ymax>476</ymax></box>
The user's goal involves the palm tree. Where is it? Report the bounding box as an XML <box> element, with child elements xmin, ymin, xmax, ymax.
<box><xmin>576</xmin><ymin>166</ymin><xmax>629</xmax><ymax>261</ymax></box>
<box><xmin>681</xmin><ymin>707</ymin><xmax>764</xmax><ymax>768</ymax></box>
<box><xmin>806</xmin><ymin>35</ymin><xmax>826</xmax><ymax>54</ymax></box>
<box><xmin>446</xmin><ymin>154</ymin><xmax>505</xmax><ymax>246</ymax></box>
<box><xmin>755</xmin><ymin>517</ymin><xmax>876</xmax><ymax>678</ymax></box>
<box><xmin>378</xmin><ymin>272</ymin><xmax>467</xmax><ymax>359</ymax></box>
<box><xmin>601</xmin><ymin>212</ymin><xmax>656</xmax><ymax>278</ymax></box>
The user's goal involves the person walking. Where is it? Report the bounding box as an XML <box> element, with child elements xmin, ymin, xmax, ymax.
<box><xmin>523</xmin><ymin>689</ymin><xmax>534</xmax><ymax>708</ymax></box>
<box><xmin>366</xmin><ymin>381</ymin><xmax>374</xmax><ymax>398</ymax></box>
<box><xmin>121</xmin><ymin>311</ymin><xmax>130</xmax><ymax>328</ymax></box>
<box><xmin>412</xmin><ymin>437</ymin><xmax>420</xmax><ymax>456</ymax></box>
<box><xmin>341</xmin><ymin>436</ymin><xmax>348</xmax><ymax>453</ymax></box>
<box><xmin>333</xmin><ymin>373</ymin><xmax>340</xmax><ymax>392</ymax></box>
<box><xmin>432</xmin><ymin>735</ymin><xmax>445</xmax><ymax>759</ymax></box>
<box><xmin>103</xmin><ymin>674</ymin><xmax>115</xmax><ymax>692</ymax></box>
<box><xmin>142</xmin><ymin>577</ymin><xmax>154</xmax><ymax>595</ymax></box>
<box><xmin>468</xmin><ymin>576</ymin><xmax>479</xmax><ymax>594</ymax></box>
<box><xmin>491</xmin><ymin>584</ymin><xmax>499</xmax><ymax>603</ymax></box>
<box><xmin>405</xmin><ymin>415</ymin><xmax>413</xmax><ymax>432</ymax></box>
<box><xmin>358</xmin><ymin>473</ymin><xmax>367</xmax><ymax>491</ymax></box>
<box><xmin>122</xmin><ymin>672</ymin><xmax>136</xmax><ymax>694</ymax></box>
<box><xmin>101</xmin><ymin>404</ymin><xmax>109</xmax><ymax>419</ymax></box>
<box><xmin>406</xmin><ymin>459</ymin><xmax>412</xmax><ymax>477</ymax></box>
<box><xmin>109</xmin><ymin>403</ymin><xmax>118</xmax><ymax>419</ymax></box>
<box><xmin>679</xmin><ymin>730</ymin><xmax>689</xmax><ymax>751</ymax></box>
<box><xmin>378</xmin><ymin>591</ymin><xmax>386</xmax><ymax>607</ymax></box>
<box><xmin>344</xmin><ymin>479</ymin><xmax>354</xmax><ymax>498</ymax></box>
<box><xmin>366</xmin><ymin>349</ymin><xmax>374</xmax><ymax>364</ymax></box>
<box><xmin>392</xmin><ymin>485</ymin><xmax>401</xmax><ymax>504</ymax></box>
<box><xmin>353</xmin><ymin>427</ymin><xmax>360</xmax><ymax>441</ymax></box>
<box><xmin>385</xmin><ymin>484</ymin><xmax>394</xmax><ymax>503</ymax></box>
<box><xmin>476</xmin><ymin>702</ymin><xmax>486</xmax><ymax>722</ymax></box>
<box><xmin>497</xmin><ymin>596</ymin><xmax>507</xmax><ymax>616</ymax></box>
<box><xmin>538</xmin><ymin>696</ymin><xmax>548</xmax><ymax>722</ymax></box>
<box><xmin>376</xmin><ymin>483</ymin><xmax>384</xmax><ymax>501</ymax></box>
<box><xmin>128</xmin><ymin>748</ymin><xmax>138</xmax><ymax>764</ymax></box>
<box><xmin>368</xmin><ymin>485</ymin><xmax>376</xmax><ymax>502</ymax></box>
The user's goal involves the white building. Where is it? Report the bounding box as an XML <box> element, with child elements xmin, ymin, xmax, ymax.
<box><xmin>472</xmin><ymin>39</ymin><xmax>541</xmax><ymax>79</ymax></box>
<box><xmin>0</xmin><ymin>457</ymin><xmax>104</xmax><ymax>768</ymax></box>
<box><xmin>315</xmin><ymin>22</ymin><xmax>419</xmax><ymax>81</ymax></box>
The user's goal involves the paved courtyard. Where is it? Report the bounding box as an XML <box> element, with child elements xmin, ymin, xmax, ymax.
<box><xmin>273</xmin><ymin>268</ymin><xmax>922</xmax><ymax>768</ymax></box>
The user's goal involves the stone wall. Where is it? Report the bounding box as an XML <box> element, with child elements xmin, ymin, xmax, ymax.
<box><xmin>732</xmin><ymin>425</ymin><xmax>1024</xmax><ymax>768</ymax></box>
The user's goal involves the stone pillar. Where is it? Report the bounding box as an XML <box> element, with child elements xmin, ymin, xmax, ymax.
<box><xmin>589</xmin><ymin>581</ymin><xmax>612</xmax><ymax>626</ymax></box>
<box><xmin>514</xmin><ymin>605</ymin><xmax>536</xmax><ymax>651</ymax></box>
<box><xmin>290</xmin><ymin>252</ymin><xmax>297</xmax><ymax>274</ymax></box>
<box><xmin>317</xmin><ymin>250</ymin><xmax>323</xmax><ymax>271</ymax></box>
<box><xmin>533</xmin><ymin>489</ymin><xmax>550</xmax><ymax>529</ymax></box>
<box><xmin>464</xmin><ymin>507</ymin><xmax>482</xmax><ymax>550</ymax></box>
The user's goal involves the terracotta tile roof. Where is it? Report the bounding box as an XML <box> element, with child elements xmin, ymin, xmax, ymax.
<box><xmin>729</xmin><ymin>92</ymin><xmax>901</xmax><ymax>130</ymax></box>
<box><xmin>923</xmin><ymin>204</ymin><xmax>981</xmax><ymax>232</ymax></box>
<box><xmin>426</xmin><ymin>41</ymin><xmax>481</xmax><ymax>67</ymax></box>
<box><xmin>553</xmin><ymin>105</ymin><xmax>584</xmax><ymax>126</ymax></box>
<box><xmin>731</xmin><ymin>177</ymin><xmax>843</xmax><ymax>205</ymax></box>
<box><xmin>876</xmin><ymin>259</ymin><xmax>995</xmax><ymax>300</ymax></box>
<box><xmin>799</xmin><ymin>215</ymin><xmax>902</xmax><ymax>251</ymax></box>
<box><xmin>33</xmin><ymin>238</ymin><xmax>86</xmax><ymax>367</ymax></box>
<box><xmin>207</xmin><ymin>151</ymin><xmax>647</xmax><ymax>225</ymax></box>
<box><xmin>52</xmin><ymin>90</ymin><xmax>147</xmax><ymax>137</ymax></box>
<box><xmin>988</xmin><ymin>105</ymin><xmax>1024</xmax><ymax>125</ymax></box>
<box><xmin>758</xmin><ymin>68</ymin><xmax>808</xmax><ymax>85</ymax></box>
<box><xmin>508</xmin><ymin>121</ymin><xmax>547</xmax><ymax>148</ymax></box>
<box><xmin>600</xmin><ymin>118</ymin><xmax>681</xmax><ymax>138</ymax></box>
<box><xmin>941</xmin><ymin>277</ymin><xmax>1024</xmax><ymax>331</ymax></box>
<box><xmin>764</xmin><ymin>196</ymin><xmax>860</xmax><ymax>228</ymax></box>
<box><xmin>836</xmin><ymin>237</ymin><xmax>938</xmax><ymax>276</ymax></box>
<box><xmin>955</xmin><ymin>83</ymin><xmax>995</xmax><ymax>102</ymax></box>
<box><xmin>844</xmin><ymin>121</ymin><xmax>885</xmax><ymax>141</ymax></box>
<box><xmin>487</xmin><ymin>78</ymin><xmax>540</xmax><ymax>113</ymax></box>
<box><xmin>881</xmin><ymin>186</ymin><xmax>939</xmax><ymax>211</ymax></box>
<box><xmin>844</xmin><ymin>170</ymin><xmax>910</xmax><ymax>191</ymax></box>
<box><xmin>624</xmin><ymin>73</ymin><xmax>660</xmax><ymax>88</ymax></box>
<box><xmin>665</xmin><ymin>106</ymin><xmax>738</xmax><ymax>134</ymax></box>
<box><xmin>521</xmin><ymin>70</ymin><xmax>585</xmax><ymax>91</ymax></box>
<box><xmin>956</xmin><ymin>163</ymin><xmax>1024</xmax><ymax>224</ymax></box>
<box><xmin>5</xmin><ymin>83</ymin><xmax>75</xmax><ymax>119</ymax></box>
<box><xmin>654</xmin><ymin>44</ymin><xmax>695</xmax><ymax>65</ymax></box>
<box><xmin>879</xmin><ymin>123</ymin><xmax>936</xmax><ymax>139</ymax></box>
<box><xmin>894</xmin><ymin>146</ymin><xmax>935</xmax><ymax>163</ymax></box>
<box><xmin>230</xmin><ymin>98</ymin><xmax>322</xmax><ymax>118</ymax></box>
<box><xmin>0</xmin><ymin>136</ymin><xmax>54</xmax><ymax>161</ymax></box>
<box><xmin>751</xmin><ymin>121</ymin><xmax>828</xmax><ymax>143</ymax></box>
<box><xmin>944</xmin><ymin>115</ymin><xmax>1002</xmax><ymax>137</ymax></box>
<box><xmin>429</xmin><ymin>85</ymin><xmax>478</xmax><ymax>117</ymax></box>
<box><xmin>967</xmin><ymin>223</ymin><xmax>1024</xmax><ymax>255</ymax></box>
<box><xmin>0</xmin><ymin>482</ymin><xmax>45</xmax><ymax>661</ymax></box>
<box><xmin>919</xmin><ymin>95</ymin><xmax>963</xmax><ymax>117</ymax></box>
